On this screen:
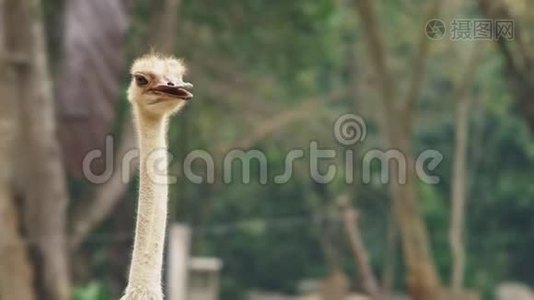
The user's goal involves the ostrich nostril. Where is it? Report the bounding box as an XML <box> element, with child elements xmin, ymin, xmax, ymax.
<box><xmin>167</xmin><ymin>82</ymin><xmax>174</xmax><ymax>86</ymax></box>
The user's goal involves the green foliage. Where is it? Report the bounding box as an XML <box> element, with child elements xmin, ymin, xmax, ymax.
<box><xmin>201</xmin><ymin>176</ymin><xmax>327</xmax><ymax>298</ymax></box>
<box><xmin>182</xmin><ymin>0</ymin><xmax>341</xmax><ymax>96</ymax></box>
<box><xmin>72</xmin><ymin>282</ymin><xmax>109</xmax><ymax>300</ymax></box>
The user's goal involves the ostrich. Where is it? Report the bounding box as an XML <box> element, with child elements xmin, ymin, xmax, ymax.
<box><xmin>121</xmin><ymin>53</ymin><xmax>193</xmax><ymax>300</ymax></box>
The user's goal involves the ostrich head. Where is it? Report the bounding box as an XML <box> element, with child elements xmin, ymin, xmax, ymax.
<box><xmin>128</xmin><ymin>54</ymin><xmax>193</xmax><ymax>117</ymax></box>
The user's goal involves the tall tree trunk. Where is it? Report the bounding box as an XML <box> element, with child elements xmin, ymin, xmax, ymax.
<box><xmin>5</xmin><ymin>0</ymin><xmax>71</xmax><ymax>299</ymax></box>
<box><xmin>353</xmin><ymin>0</ymin><xmax>444</xmax><ymax>299</ymax></box>
<box><xmin>449</xmin><ymin>46</ymin><xmax>480</xmax><ymax>295</ymax></box>
<box><xmin>449</xmin><ymin>90</ymin><xmax>470</xmax><ymax>295</ymax></box>
<box><xmin>0</xmin><ymin>4</ymin><xmax>35</xmax><ymax>295</ymax></box>
<box><xmin>390</xmin><ymin>157</ymin><xmax>442</xmax><ymax>300</ymax></box>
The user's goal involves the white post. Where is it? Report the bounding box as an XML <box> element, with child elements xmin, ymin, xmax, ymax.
<box><xmin>167</xmin><ymin>224</ymin><xmax>191</xmax><ymax>300</ymax></box>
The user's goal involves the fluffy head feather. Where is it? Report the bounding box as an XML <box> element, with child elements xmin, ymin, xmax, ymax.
<box><xmin>130</xmin><ymin>53</ymin><xmax>187</xmax><ymax>79</ymax></box>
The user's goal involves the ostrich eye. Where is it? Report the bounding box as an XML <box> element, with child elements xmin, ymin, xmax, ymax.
<box><xmin>134</xmin><ymin>74</ymin><xmax>149</xmax><ymax>86</ymax></box>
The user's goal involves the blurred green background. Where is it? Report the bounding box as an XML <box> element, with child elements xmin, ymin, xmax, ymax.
<box><xmin>0</xmin><ymin>0</ymin><xmax>533</xmax><ymax>299</ymax></box>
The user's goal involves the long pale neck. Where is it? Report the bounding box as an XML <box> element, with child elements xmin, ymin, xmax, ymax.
<box><xmin>127</xmin><ymin>110</ymin><xmax>170</xmax><ymax>292</ymax></box>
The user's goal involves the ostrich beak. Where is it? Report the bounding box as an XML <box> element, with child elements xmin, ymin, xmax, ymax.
<box><xmin>151</xmin><ymin>82</ymin><xmax>194</xmax><ymax>100</ymax></box>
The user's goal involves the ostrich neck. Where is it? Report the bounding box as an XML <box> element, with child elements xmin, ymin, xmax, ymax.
<box><xmin>127</xmin><ymin>111</ymin><xmax>170</xmax><ymax>291</ymax></box>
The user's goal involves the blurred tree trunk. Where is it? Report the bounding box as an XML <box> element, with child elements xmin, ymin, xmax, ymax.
<box><xmin>0</xmin><ymin>189</ymin><xmax>35</xmax><ymax>300</ymax></box>
<box><xmin>449</xmin><ymin>78</ymin><xmax>470</xmax><ymax>295</ymax></box>
<box><xmin>353</xmin><ymin>0</ymin><xmax>444</xmax><ymax>299</ymax></box>
<box><xmin>449</xmin><ymin>46</ymin><xmax>480</xmax><ymax>295</ymax></box>
<box><xmin>5</xmin><ymin>0</ymin><xmax>71</xmax><ymax>299</ymax></box>
<box><xmin>338</xmin><ymin>197</ymin><xmax>382</xmax><ymax>299</ymax></box>
<box><xmin>0</xmin><ymin>3</ymin><xmax>35</xmax><ymax>297</ymax></box>
<box><xmin>477</xmin><ymin>0</ymin><xmax>534</xmax><ymax>131</ymax></box>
